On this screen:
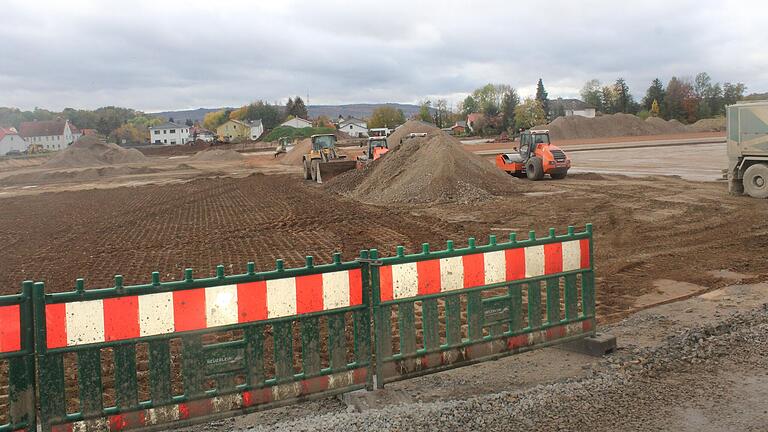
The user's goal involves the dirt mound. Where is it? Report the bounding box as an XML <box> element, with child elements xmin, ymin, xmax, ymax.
<box><xmin>536</xmin><ymin>114</ymin><xmax>694</xmax><ymax>140</ymax></box>
<box><xmin>687</xmin><ymin>117</ymin><xmax>726</xmax><ymax>132</ymax></box>
<box><xmin>45</xmin><ymin>136</ymin><xmax>148</xmax><ymax>168</ymax></box>
<box><xmin>280</xmin><ymin>138</ymin><xmax>311</xmax><ymax>166</ymax></box>
<box><xmin>387</xmin><ymin>120</ymin><xmax>442</xmax><ymax>149</ymax></box>
<box><xmin>327</xmin><ymin>133</ymin><xmax>522</xmax><ymax>204</ymax></box>
<box><xmin>1</xmin><ymin>166</ymin><xmax>163</xmax><ymax>186</ymax></box>
<box><xmin>189</xmin><ymin>149</ymin><xmax>244</xmax><ymax>162</ymax></box>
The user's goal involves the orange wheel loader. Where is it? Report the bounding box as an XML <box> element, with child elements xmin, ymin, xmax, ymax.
<box><xmin>495</xmin><ymin>129</ymin><xmax>570</xmax><ymax>180</ymax></box>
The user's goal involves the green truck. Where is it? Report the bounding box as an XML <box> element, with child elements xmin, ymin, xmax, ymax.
<box><xmin>727</xmin><ymin>101</ymin><xmax>768</xmax><ymax>198</ymax></box>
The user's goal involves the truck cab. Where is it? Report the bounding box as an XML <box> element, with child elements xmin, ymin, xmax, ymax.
<box><xmin>727</xmin><ymin>101</ymin><xmax>768</xmax><ymax>198</ymax></box>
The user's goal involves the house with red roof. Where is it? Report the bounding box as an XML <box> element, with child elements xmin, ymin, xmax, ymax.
<box><xmin>18</xmin><ymin>119</ymin><xmax>81</xmax><ymax>151</ymax></box>
<box><xmin>0</xmin><ymin>127</ymin><xmax>26</xmax><ymax>155</ymax></box>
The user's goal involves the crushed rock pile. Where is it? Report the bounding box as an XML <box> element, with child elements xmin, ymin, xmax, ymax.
<box><xmin>44</xmin><ymin>136</ymin><xmax>147</xmax><ymax>168</ymax></box>
<box><xmin>387</xmin><ymin>120</ymin><xmax>442</xmax><ymax>149</ymax></box>
<box><xmin>189</xmin><ymin>149</ymin><xmax>244</xmax><ymax>162</ymax></box>
<box><xmin>279</xmin><ymin>138</ymin><xmax>311</xmax><ymax>166</ymax></box>
<box><xmin>535</xmin><ymin>113</ymin><xmax>695</xmax><ymax>140</ymax></box>
<box><xmin>687</xmin><ymin>116</ymin><xmax>726</xmax><ymax>132</ymax></box>
<box><xmin>326</xmin><ymin>132</ymin><xmax>521</xmax><ymax>204</ymax></box>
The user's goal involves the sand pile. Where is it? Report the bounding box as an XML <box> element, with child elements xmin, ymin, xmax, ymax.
<box><xmin>536</xmin><ymin>114</ymin><xmax>695</xmax><ymax>140</ymax></box>
<box><xmin>327</xmin><ymin>133</ymin><xmax>520</xmax><ymax>204</ymax></box>
<box><xmin>1</xmin><ymin>166</ymin><xmax>163</xmax><ymax>186</ymax></box>
<box><xmin>387</xmin><ymin>120</ymin><xmax>442</xmax><ymax>149</ymax></box>
<box><xmin>45</xmin><ymin>136</ymin><xmax>147</xmax><ymax>168</ymax></box>
<box><xmin>687</xmin><ymin>117</ymin><xmax>726</xmax><ymax>132</ymax></box>
<box><xmin>189</xmin><ymin>149</ymin><xmax>244</xmax><ymax>162</ymax></box>
<box><xmin>280</xmin><ymin>138</ymin><xmax>311</xmax><ymax>166</ymax></box>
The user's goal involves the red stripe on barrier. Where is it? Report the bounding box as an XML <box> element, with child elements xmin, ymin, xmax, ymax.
<box><xmin>582</xmin><ymin>319</ymin><xmax>593</xmax><ymax>332</ymax></box>
<box><xmin>103</xmin><ymin>296</ymin><xmax>140</xmax><ymax>342</ymax></box>
<box><xmin>348</xmin><ymin>269</ymin><xmax>363</xmax><ymax>306</ymax></box>
<box><xmin>580</xmin><ymin>239</ymin><xmax>590</xmax><ymax>269</ymax></box>
<box><xmin>417</xmin><ymin>260</ymin><xmax>441</xmax><ymax>295</ymax></box>
<box><xmin>237</xmin><ymin>281</ymin><xmax>268</xmax><ymax>323</ymax></box>
<box><xmin>108</xmin><ymin>410</ymin><xmax>145</xmax><ymax>430</ymax></box>
<box><xmin>379</xmin><ymin>265</ymin><xmax>393</xmax><ymax>301</ymax></box>
<box><xmin>45</xmin><ymin>303</ymin><xmax>68</xmax><ymax>349</ymax></box>
<box><xmin>505</xmin><ymin>248</ymin><xmax>526</xmax><ymax>280</ymax></box>
<box><xmin>296</xmin><ymin>274</ymin><xmax>324</xmax><ymax>314</ymax></box>
<box><xmin>352</xmin><ymin>367</ymin><xmax>368</xmax><ymax>384</ymax></box>
<box><xmin>546</xmin><ymin>325</ymin><xmax>567</xmax><ymax>340</ymax></box>
<box><xmin>301</xmin><ymin>375</ymin><xmax>330</xmax><ymax>394</ymax></box>
<box><xmin>173</xmin><ymin>288</ymin><xmax>207</xmax><ymax>332</ymax></box>
<box><xmin>544</xmin><ymin>242</ymin><xmax>563</xmax><ymax>274</ymax></box>
<box><xmin>179</xmin><ymin>399</ymin><xmax>212</xmax><ymax>420</ymax></box>
<box><xmin>242</xmin><ymin>388</ymin><xmax>273</xmax><ymax>407</ymax></box>
<box><xmin>50</xmin><ymin>424</ymin><xmax>74</xmax><ymax>432</ymax></box>
<box><xmin>462</xmin><ymin>253</ymin><xmax>485</xmax><ymax>288</ymax></box>
<box><xmin>0</xmin><ymin>305</ymin><xmax>21</xmax><ymax>353</ymax></box>
<box><xmin>507</xmin><ymin>334</ymin><xmax>529</xmax><ymax>350</ymax></box>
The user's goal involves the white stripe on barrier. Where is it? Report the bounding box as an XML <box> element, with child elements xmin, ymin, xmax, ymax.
<box><xmin>205</xmin><ymin>284</ymin><xmax>239</xmax><ymax>327</ymax></box>
<box><xmin>322</xmin><ymin>271</ymin><xmax>350</xmax><ymax>310</ymax></box>
<box><xmin>483</xmin><ymin>250</ymin><xmax>506</xmax><ymax>284</ymax></box>
<box><xmin>66</xmin><ymin>299</ymin><xmax>105</xmax><ymax>346</ymax></box>
<box><xmin>266</xmin><ymin>278</ymin><xmax>297</xmax><ymax>319</ymax></box>
<box><xmin>440</xmin><ymin>256</ymin><xmax>464</xmax><ymax>291</ymax></box>
<box><xmin>562</xmin><ymin>241</ymin><xmax>581</xmax><ymax>272</ymax></box>
<box><xmin>524</xmin><ymin>245</ymin><xmax>545</xmax><ymax>277</ymax></box>
<box><xmin>139</xmin><ymin>292</ymin><xmax>175</xmax><ymax>337</ymax></box>
<box><xmin>392</xmin><ymin>262</ymin><xmax>418</xmax><ymax>299</ymax></box>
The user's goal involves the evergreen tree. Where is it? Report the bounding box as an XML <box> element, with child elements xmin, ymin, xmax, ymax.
<box><xmin>642</xmin><ymin>79</ymin><xmax>665</xmax><ymax>112</ymax></box>
<box><xmin>614</xmin><ymin>78</ymin><xmax>633</xmax><ymax>113</ymax></box>
<box><xmin>535</xmin><ymin>78</ymin><xmax>549</xmax><ymax>117</ymax></box>
<box><xmin>285</xmin><ymin>98</ymin><xmax>294</xmax><ymax>118</ymax></box>
<box><xmin>290</xmin><ymin>96</ymin><xmax>308</xmax><ymax>119</ymax></box>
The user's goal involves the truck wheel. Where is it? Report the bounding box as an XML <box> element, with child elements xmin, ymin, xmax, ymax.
<box><xmin>550</xmin><ymin>170</ymin><xmax>568</xmax><ymax>180</ymax></box>
<box><xmin>526</xmin><ymin>157</ymin><xmax>544</xmax><ymax>180</ymax></box>
<box><xmin>311</xmin><ymin>160</ymin><xmax>320</xmax><ymax>182</ymax></box>
<box><xmin>303</xmin><ymin>160</ymin><xmax>312</xmax><ymax>180</ymax></box>
<box><xmin>743</xmin><ymin>164</ymin><xmax>768</xmax><ymax>198</ymax></box>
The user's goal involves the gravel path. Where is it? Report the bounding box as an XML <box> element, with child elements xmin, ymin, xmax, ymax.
<box><xmin>239</xmin><ymin>304</ymin><xmax>768</xmax><ymax>432</ymax></box>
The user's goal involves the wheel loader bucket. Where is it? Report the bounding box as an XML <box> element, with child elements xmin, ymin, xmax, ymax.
<box><xmin>316</xmin><ymin>160</ymin><xmax>357</xmax><ymax>183</ymax></box>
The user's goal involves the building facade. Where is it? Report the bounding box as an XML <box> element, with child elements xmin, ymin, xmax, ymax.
<box><xmin>0</xmin><ymin>127</ymin><xmax>26</xmax><ymax>155</ymax></box>
<box><xmin>18</xmin><ymin>119</ymin><xmax>81</xmax><ymax>151</ymax></box>
<box><xmin>339</xmin><ymin>117</ymin><xmax>368</xmax><ymax>137</ymax></box>
<box><xmin>280</xmin><ymin>117</ymin><xmax>312</xmax><ymax>128</ymax></box>
<box><xmin>149</xmin><ymin>122</ymin><xmax>191</xmax><ymax>145</ymax></box>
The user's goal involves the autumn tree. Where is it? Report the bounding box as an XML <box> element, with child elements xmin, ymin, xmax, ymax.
<box><xmin>601</xmin><ymin>85</ymin><xmax>618</xmax><ymax>114</ymax></box>
<box><xmin>203</xmin><ymin>110</ymin><xmax>229</xmax><ymax>131</ymax></box>
<box><xmin>580</xmin><ymin>79</ymin><xmax>603</xmax><ymax>112</ymax></box>
<box><xmin>613</xmin><ymin>78</ymin><xmax>634</xmax><ymax>113</ymax></box>
<box><xmin>417</xmin><ymin>100</ymin><xmax>433</xmax><ymax>122</ymax></box>
<box><xmin>664</xmin><ymin>77</ymin><xmax>694</xmax><ymax>122</ymax></box>
<box><xmin>434</xmin><ymin>99</ymin><xmax>450</xmax><ymax>128</ymax></box>
<box><xmin>245</xmin><ymin>101</ymin><xmax>282</xmax><ymax>128</ymax></box>
<box><xmin>109</xmin><ymin>123</ymin><xmax>146</xmax><ymax>145</ymax></box>
<box><xmin>461</xmin><ymin>95</ymin><xmax>479</xmax><ymax>117</ymax></box>
<box><xmin>313</xmin><ymin>115</ymin><xmax>333</xmax><ymax>128</ymax></box>
<box><xmin>514</xmin><ymin>98</ymin><xmax>546</xmax><ymax>130</ymax></box>
<box><xmin>368</xmin><ymin>106</ymin><xmax>406</xmax><ymax>128</ymax></box>
<box><xmin>650</xmin><ymin>99</ymin><xmax>660</xmax><ymax>117</ymax></box>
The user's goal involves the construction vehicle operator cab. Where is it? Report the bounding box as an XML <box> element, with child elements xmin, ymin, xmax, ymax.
<box><xmin>311</xmin><ymin>134</ymin><xmax>336</xmax><ymax>151</ymax></box>
<box><xmin>518</xmin><ymin>130</ymin><xmax>551</xmax><ymax>160</ymax></box>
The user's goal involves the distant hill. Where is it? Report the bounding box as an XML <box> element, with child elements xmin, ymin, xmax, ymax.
<box><xmin>150</xmin><ymin>103</ymin><xmax>433</xmax><ymax>123</ymax></box>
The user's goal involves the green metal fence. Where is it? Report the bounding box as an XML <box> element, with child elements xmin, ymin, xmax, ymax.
<box><xmin>370</xmin><ymin>225</ymin><xmax>595</xmax><ymax>386</ymax></box>
<box><xmin>31</xmin><ymin>252</ymin><xmax>373</xmax><ymax>431</ymax></box>
<box><xmin>2</xmin><ymin>224</ymin><xmax>597</xmax><ymax>430</ymax></box>
<box><xmin>0</xmin><ymin>282</ymin><xmax>36</xmax><ymax>432</ymax></box>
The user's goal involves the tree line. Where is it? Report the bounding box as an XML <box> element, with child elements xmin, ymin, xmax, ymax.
<box><xmin>581</xmin><ymin>73</ymin><xmax>746</xmax><ymax>123</ymax></box>
<box><xmin>202</xmin><ymin>97</ymin><xmax>310</xmax><ymax>132</ymax></box>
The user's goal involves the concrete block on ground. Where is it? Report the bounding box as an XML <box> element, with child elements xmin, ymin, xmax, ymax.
<box><xmin>559</xmin><ymin>333</ymin><xmax>617</xmax><ymax>357</ymax></box>
<box><xmin>341</xmin><ymin>388</ymin><xmax>414</xmax><ymax>412</ymax></box>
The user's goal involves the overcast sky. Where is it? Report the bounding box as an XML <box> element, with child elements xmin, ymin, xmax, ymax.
<box><xmin>1</xmin><ymin>0</ymin><xmax>766</xmax><ymax>112</ymax></box>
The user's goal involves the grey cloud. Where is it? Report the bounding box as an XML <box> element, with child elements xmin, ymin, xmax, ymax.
<box><xmin>0</xmin><ymin>0</ymin><xmax>764</xmax><ymax>111</ymax></box>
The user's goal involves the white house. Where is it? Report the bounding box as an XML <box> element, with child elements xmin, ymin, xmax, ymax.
<box><xmin>280</xmin><ymin>117</ymin><xmax>312</xmax><ymax>128</ymax></box>
<box><xmin>0</xmin><ymin>127</ymin><xmax>26</xmax><ymax>155</ymax></box>
<box><xmin>339</xmin><ymin>117</ymin><xmax>368</xmax><ymax>138</ymax></box>
<box><xmin>19</xmin><ymin>119</ymin><xmax>81</xmax><ymax>151</ymax></box>
<box><xmin>548</xmin><ymin>98</ymin><xmax>596</xmax><ymax>118</ymax></box>
<box><xmin>149</xmin><ymin>122</ymin><xmax>191</xmax><ymax>145</ymax></box>
<box><xmin>190</xmin><ymin>127</ymin><xmax>216</xmax><ymax>143</ymax></box>
<box><xmin>249</xmin><ymin>119</ymin><xmax>264</xmax><ymax>140</ymax></box>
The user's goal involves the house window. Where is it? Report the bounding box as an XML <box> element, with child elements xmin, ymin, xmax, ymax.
<box><xmin>349</xmin><ymin>125</ymin><xmax>353</xmax><ymax>129</ymax></box>
<box><xmin>170</xmin><ymin>129</ymin><xmax>175</xmax><ymax>133</ymax></box>
<box><xmin>155</xmin><ymin>140</ymin><xmax>161</xmax><ymax>144</ymax></box>
<box><xmin>154</xmin><ymin>130</ymin><xmax>160</xmax><ymax>135</ymax></box>
<box><xmin>164</xmin><ymin>139</ymin><xmax>167</xmax><ymax>144</ymax></box>
<box><xmin>163</xmin><ymin>130</ymin><xmax>167</xmax><ymax>134</ymax></box>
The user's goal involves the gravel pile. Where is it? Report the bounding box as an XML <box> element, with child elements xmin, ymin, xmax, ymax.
<box><xmin>325</xmin><ymin>131</ymin><xmax>521</xmax><ymax>204</ymax></box>
<box><xmin>535</xmin><ymin>114</ymin><xmax>695</xmax><ymax>140</ymax></box>
<box><xmin>45</xmin><ymin>136</ymin><xmax>147</xmax><ymax>168</ymax></box>
<box><xmin>242</xmin><ymin>304</ymin><xmax>768</xmax><ymax>432</ymax></box>
<box><xmin>189</xmin><ymin>149</ymin><xmax>244</xmax><ymax>162</ymax></box>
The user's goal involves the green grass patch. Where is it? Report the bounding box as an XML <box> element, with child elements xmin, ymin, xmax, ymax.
<box><xmin>263</xmin><ymin>126</ymin><xmax>336</xmax><ymax>142</ymax></box>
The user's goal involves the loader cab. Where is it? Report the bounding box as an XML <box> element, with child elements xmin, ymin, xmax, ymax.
<box><xmin>311</xmin><ymin>134</ymin><xmax>336</xmax><ymax>151</ymax></box>
<box><xmin>367</xmin><ymin>137</ymin><xmax>388</xmax><ymax>158</ymax></box>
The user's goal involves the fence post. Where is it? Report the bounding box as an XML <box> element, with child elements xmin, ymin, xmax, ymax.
<box><xmin>368</xmin><ymin>249</ymin><xmax>385</xmax><ymax>389</ymax></box>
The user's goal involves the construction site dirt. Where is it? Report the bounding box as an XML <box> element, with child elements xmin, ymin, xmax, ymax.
<box><xmin>1</xmin><ymin>163</ymin><xmax>766</xmax><ymax>322</ymax></box>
